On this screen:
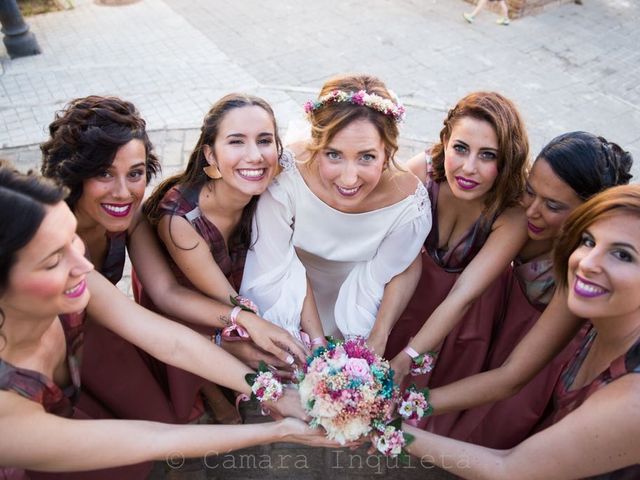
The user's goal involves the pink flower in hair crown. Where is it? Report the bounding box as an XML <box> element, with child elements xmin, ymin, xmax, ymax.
<box><xmin>350</xmin><ymin>90</ymin><xmax>366</xmax><ymax>105</ymax></box>
<box><xmin>303</xmin><ymin>89</ymin><xmax>405</xmax><ymax>123</ymax></box>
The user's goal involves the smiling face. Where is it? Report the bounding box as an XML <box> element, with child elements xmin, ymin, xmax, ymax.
<box><xmin>443</xmin><ymin>116</ymin><xmax>499</xmax><ymax>203</ymax></box>
<box><xmin>2</xmin><ymin>202</ymin><xmax>94</xmax><ymax>319</ymax></box>
<box><xmin>204</xmin><ymin>105</ymin><xmax>279</xmax><ymax>198</ymax></box>
<box><xmin>74</xmin><ymin>139</ymin><xmax>147</xmax><ymax>233</ymax></box>
<box><xmin>523</xmin><ymin>158</ymin><xmax>584</xmax><ymax>240</ymax></box>
<box><xmin>315</xmin><ymin>118</ymin><xmax>386</xmax><ymax>213</ymax></box>
<box><xmin>567</xmin><ymin>213</ymin><xmax>640</xmax><ymax>321</ymax></box>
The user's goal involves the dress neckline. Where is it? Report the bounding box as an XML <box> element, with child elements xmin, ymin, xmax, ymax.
<box><xmin>0</xmin><ymin>313</ymin><xmax>82</xmax><ymax>411</ymax></box>
<box><xmin>424</xmin><ymin>180</ymin><xmax>495</xmax><ymax>272</ymax></box>
<box><xmin>182</xmin><ymin>184</ymin><xmax>231</xmax><ymax>255</ymax></box>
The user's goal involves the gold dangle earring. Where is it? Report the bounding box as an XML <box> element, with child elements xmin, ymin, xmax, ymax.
<box><xmin>203</xmin><ymin>144</ymin><xmax>222</xmax><ymax>179</ymax></box>
<box><xmin>203</xmin><ymin>163</ymin><xmax>222</xmax><ymax>180</ymax></box>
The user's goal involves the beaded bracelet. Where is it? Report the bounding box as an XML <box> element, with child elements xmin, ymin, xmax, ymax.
<box><xmin>210</xmin><ymin>328</ymin><xmax>222</xmax><ymax>347</ymax></box>
<box><xmin>403</xmin><ymin>346</ymin><xmax>437</xmax><ymax>376</ymax></box>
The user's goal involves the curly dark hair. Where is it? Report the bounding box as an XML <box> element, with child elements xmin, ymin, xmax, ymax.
<box><xmin>40</xmin><ymin>95</ymin><xmax>160</xmax><ymax>209</ymax></box>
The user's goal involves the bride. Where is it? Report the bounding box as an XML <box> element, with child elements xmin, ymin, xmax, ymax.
<box><xmin>241</xmin><ymin>73</ymin><xmax>431</xmax><ymax>351</ymax></box>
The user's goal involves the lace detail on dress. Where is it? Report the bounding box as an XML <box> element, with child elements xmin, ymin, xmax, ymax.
<box><xmin>425</xmin><ymin>150</ymin><xmax>434</xmax><ymax>176</ymax></box>
<box><xmin>413</xmin><ymin>181</ymin><xmax>428</xmax><ymax>213</ymax></box>
<box><xmin>279</xmin><ymin>149</ymin><xmax>296</xmax><ymax>171</ymax></box>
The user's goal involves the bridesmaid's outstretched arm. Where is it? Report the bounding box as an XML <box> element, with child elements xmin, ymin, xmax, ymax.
<box><xmin>403</xmin><ymin>374</ymin><xmax>640</xmax><ymax>479</ymax></box>
<box><xmin>427</xmin><ymin>288</ymin><xmax>582</xmax><ymax>414</ymax></box>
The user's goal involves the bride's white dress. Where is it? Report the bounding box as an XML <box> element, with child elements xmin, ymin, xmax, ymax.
<box><xmin>240</xmin><ymin>149</ymin><xmax>432</xmax><ymax>339</ymax></box>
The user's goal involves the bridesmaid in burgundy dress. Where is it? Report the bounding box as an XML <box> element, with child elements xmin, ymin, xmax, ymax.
<box><xmin>442</xmin><ymin>132</ymin><xmax>633</xmax><ymax>448</ymax></box>
<box><xmin>140</xmin><ymin>93</ymin><xmax>307</xmax><ymax>422</ymax></box>
<box><xmin>403</xmin><ymin>185</ymin><xmax>640</xmax><ymax>480</ymax></box>
<box><xmin>40</xmin><ymin>96</ymin><xmax>307</xmax><ymax>426</ymax></box>
<box><xmin>0</xmin><ymin>164</ymin><xmax>331</xmax><ymax>480</ymax></box>
<box><xmin>384</xmin><ymin>92</ymin><xmax>530</xmax><ymax>436</ymax></box>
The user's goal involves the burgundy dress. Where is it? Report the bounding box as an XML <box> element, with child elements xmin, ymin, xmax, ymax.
<box><xmin>447</xmin><ymin>254</ymin><xmax>586</xmax><ymax>447</ymax></box>
<box><xmin>0</xmin><ymin>312</ymin><xmax>150</xmax><ymax>480</ymax></box>
<box><xmin>384</xmin><ymin>180</ymin><xmax>510</xmax><ymax>435</ymax></box>
<box><xmin>77</xmin><ymin>232</ymin><xmax>183</xmax><ymax>425</ymax></box>
<box><xmin>542</xmin><ymin>328</ymin><xmax>640</xmax><ymax>479</ymax></box>
<box><xmin>133</xmin><ymin>184</ymin><xmax>247</xmax><ymax>420</ymax></box>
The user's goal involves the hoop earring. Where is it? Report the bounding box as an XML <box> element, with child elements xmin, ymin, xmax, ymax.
<box><xmin>203</xmin><ymin>164</ymin><xmax>222</xmax><ymax>180</ymax></box>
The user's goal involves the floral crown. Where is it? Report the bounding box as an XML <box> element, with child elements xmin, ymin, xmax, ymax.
<box><xmin>303</xmin><ymin>89</ymin><xmax>406</xmax><ymax>123</ymax></box>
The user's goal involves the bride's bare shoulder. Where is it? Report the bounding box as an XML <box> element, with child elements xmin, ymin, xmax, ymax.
<box><xmin>376</xmin><ymin>167</ymin><xmax>423</xmax><ymax>206</ymax></box>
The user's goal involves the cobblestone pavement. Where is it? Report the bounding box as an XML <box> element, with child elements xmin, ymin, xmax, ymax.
<box><xmin>147</xmin><ymin>404</ymin><xmax>457</xmax><ymax>479</ymax></box>
<box><xmin>2</xmin><ymin>0</ymin><xmax>639</xmax><ymax>478</ymax></box>
<box><xmin>2</xmin><ymin>0</ymin><xmax>640</xmax><ymax>174</ymax></box>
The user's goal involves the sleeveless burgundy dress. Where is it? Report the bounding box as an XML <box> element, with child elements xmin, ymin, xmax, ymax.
<box><xmin>447</xmin><ymin>254</ymin><xmax>587</xmax><ymax>447</ymax></box>
<box><xmin>1</xmin><ymin>311</ymin><xmax>151</xmax><ymax>479</ymax></box>
<box><xmin>133</xmin><ymin>184</ymin><xmax>246</xmax><ymax>420</ymax></box>
<box><xmin>539</xmin><ymin>327</ymin><xmax>640</xmax><ymax>479</ymax></box>
<box><xmin>385</xmin><ymin>179</ymin><xmax>510</xmax><ymax>435</ymax></box>
<box><xmin>78</xmin><ymin>232</ymin><xmax>185</xmax><ymax>424</ymax></box>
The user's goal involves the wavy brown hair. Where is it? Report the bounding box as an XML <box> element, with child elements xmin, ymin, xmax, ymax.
<box><xmin>430</xmin><ymin>91</ymin><xmax>529</xmax><ymax>221</ymax></box>
<box><xmin>144</xmin><ymin>93</ymin><xmax>282</xmax><ymax>253</ymax></box>
<box><xmin>554</xmin><ymin>184</ymin><xmax>640</xmax><ymax>289</ymax></box>
<box><xmin>306</xmin><ymin>74</ymin><xmax>402</xmax><ymax>169</ymax></box>
<box><xmin>40</xmin><ymin>95</ymin><xmax>160</xmax><ymax>209</ymax></box>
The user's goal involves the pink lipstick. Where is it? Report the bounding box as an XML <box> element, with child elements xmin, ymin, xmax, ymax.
<box><xmin>64</xmin><ymin>279</ymin><xmax>87</xmax><ymax>299</ymax></box>
<box><xmin>528</xmin><ymin>222</ymin><xmax>544</xmax><ymax>235</ymax></box>
<box><xmin>573</xmin><ymin>275</ymin><xmax>608</xmax><ymax>298</ymax></box>
<box><xmin>101</xmin><ymin>203</ymin><xmax>132</xmax><ymax>218</ymax></box>
<box><xmin>455</xmin><ymin>176</ymin><xmax>479</xmax><ymax>191</ymax></box>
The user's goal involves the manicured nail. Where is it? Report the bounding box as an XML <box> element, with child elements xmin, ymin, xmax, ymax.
<box><xmin>286</xmin><ymin>355</ymin><xmax>294</xmax><ymax>365</ymax></box>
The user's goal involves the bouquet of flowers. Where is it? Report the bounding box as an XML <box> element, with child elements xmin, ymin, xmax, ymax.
<box><xmin>298</xmin><ymin>337</ymin><xmax>424</xmax><ymax>456</ymax></box>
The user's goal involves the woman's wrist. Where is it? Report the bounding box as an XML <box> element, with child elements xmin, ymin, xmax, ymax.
<box><xmin>368</xmin><ymin>323</ymin><xmax>391</xmax><ymax>341</ymax></box>
<box><xmin>220</xmin><ymin>305</ymin><xmax>251</xmax><ymax>341</ymax></box>
<box><xmin>393</xmin><ymin>351</ymin><xmax>413</xmax><ymax>376</ymax></box>
<box><xmin>273</xmin><ymin>419</ymin><xmax>292</xmax><ymax>442</ymax></box>
<box><xmin>403</xmin><ymin>345</ymin><xmax>437</xmax><ymax>376</ymax></box>
<box><xmin>234</xmin><ymin>309</ymin><xmax>257</xmax><ymax>329</ymax></box>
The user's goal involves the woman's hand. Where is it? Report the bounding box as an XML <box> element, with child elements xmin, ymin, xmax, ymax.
<box><xmin>237</xmin><ymin>311</ymin><xmax>309</xmax><ymax>367</ymax></box>
<box><xmin>277</xmin><ymin>418</ymin><xmax>359</xmax><ymax>448</ymax></box>
<box><xmin>222</xmin><ymin>340</ymin><xmax>296</xmax><ymax>381</ymax></box>
<box><xmin>264</xmin><ymin>386</ymin><xmax>309</xmax><ymax>422</ymax></box>
<box><xmin>366</xmin><ymin>332</ymin><xmax>388</xmax><ymax>357</ymax></box>
<box><xmin>390</xmin><ymin>353</ymin><xmax>412</xmax><ymax>388</ymax></box>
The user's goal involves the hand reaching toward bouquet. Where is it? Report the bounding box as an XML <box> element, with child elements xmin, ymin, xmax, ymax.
<box><xmin>235</xmin><ymin>310</ymin><xmax>309</xmax><ymax>367</ymax></box>
<box><xmin>265</xmin><ymin>386</ymin><xmax>310</xmax><ymax>422</ymax></box>
<box><xmin>278</xmin><ymin>418</ymin><xmax>360</xmax><ymax>448</ymax></box>
<box><xmin>365</xmin><ymin>332</ymin><xmax>388</xmax><ymax>357</ymax></box>
<box><xmin>222</xmin><ymin>340</ymin><xmax>298</xmax><ymax>381</ymax></box>
<box><xmin>389</xmin><ymin>353</ymin><xmax>412</xmax><ymax>388</ymax></box>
